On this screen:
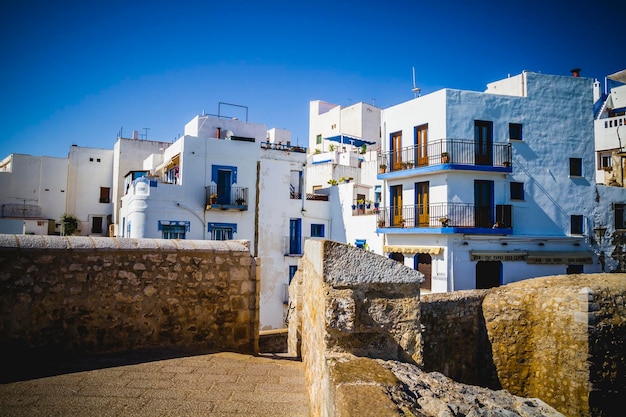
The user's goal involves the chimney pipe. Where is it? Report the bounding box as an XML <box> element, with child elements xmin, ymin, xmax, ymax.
<box><xmin>571</xmin><ymin>68</ymin><xmax>581</xmax><ymax>78</ymax></box>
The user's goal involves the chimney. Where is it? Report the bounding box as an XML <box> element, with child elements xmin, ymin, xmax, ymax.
<box><xmin>132</xmin><ymin>130</ymin><xmax>139</xmax><ymax>140</ymax></box>
<box><xmin>571</xmin><ymin>68</ymin><xmax>581</xmax><ymax>78</ymax></box>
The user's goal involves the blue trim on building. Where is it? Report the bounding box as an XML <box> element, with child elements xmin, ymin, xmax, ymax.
<box><xmin>158</xmin><ymin>220</ymin><xmax>190</xmax><ymax>231</ymax></box>
<box><xmin>376</xmin><ymin>227</ymin><xmax>512</xmax><ymax>235</ymax></box>
<box><xmin>207</xmin><ymin>222</ymin><xmax>238</xmax><ymax>233</ymax></box>
<box><xmin>312</xmin><ymin>159</ymin><xmax>332</xmax><ymax>165</ymax></box>
<box><xmin>211</xmin><ymin>165</ymin><xmax>237</xmax><ymax>184</ymax></box>
<box><xmin>378</xmin><ymin>163</ymin><xmax>512</xmax><ymax>180</ymax></box>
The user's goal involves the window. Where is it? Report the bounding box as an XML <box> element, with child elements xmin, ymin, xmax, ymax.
<box><xmin>289</xmin><ymin>218</ymin><xmax>302</xmax><ymax>255</ymax></box>
<box><xmin>208</xmin><ymin>222</ymin><xmax>237</xmax><ymax>240</ymax></box>
<box><xmin>99</xmin><ymin>187</ymin><xmax>110</xmax><ymax>203</ymax></box>
<box><xmin>599</xmin><ymin>153</ymin><xmax>612</xmax><ymax>170</ymax></box>
<box><xmin>316</xmin><ymin>134</ymin><xmax>322</xmax><ymax>144</ymax></box>
<box><xmin>288</xmin><ymin>265</ymin><xmax>298</xmax><ymax>284</ymax></box>
<box><xmin>159</xmin><ymin>220</ymin><xmax>190</xmax><ymax>239</ymax></box>
<box><xmin>311</xmin><ymin>224</ymin><xmax>325</xmax><ymax>237</ymax></box>
<box><xmin>510</xmin><ymin>182</ymin><xmax>524</xmax><ymax>200</ymax></box>
<box><xmin>509</xmin><ymin>123</ymin><xmax>522</xmax><ymax>140</ymax></box>
<box><xmin>570</xmin><ymin>215</ymin><xmax>583</xmax><ymax>235</ymax></box>
<box><xmin>570</xmin><ymin>158</ymin><xmax>582</xmax><ymax>177</ymax></box>
<box><xmin>290</xmin><ymin>170</ymin><xmax>302</xmax><ymax>199</ymax></box>
<box><xmin>89</xmin><ymin>157</ymin><xmax>94</xmax><ymax>162</ymax></box>
<box><xmin>614</xmin><ymin>203</ymin><xmax>626</xmax><ymax>229</ymax></box>
<box><xmin>91</xmin><ymin>216</ymin><xmax>103</xmax><ymax>234</ymax></box>
<box><xmin>162</xmin><ymin>225</ymin><xmax>186</xmax><ymax>239</ymax></box>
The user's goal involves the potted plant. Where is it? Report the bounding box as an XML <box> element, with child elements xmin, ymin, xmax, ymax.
<box><xmin>365</xmin><ymin>200</ymin><xmax>372</xmax><ymax>209</ymax></box>
<box><xmin>439</xmin><ymin>217</ymin><xmax>450</xmax><ymax>227</ymax></box>
<box><xmin>405</xmin><ymin>161</ymin><xmax>414</xmax><ymax>169</ymax></box>
<box><xmin>398</xmin><ymin>218</ymin><xmax>405</xmax><ymax>227</ymax></box>
<box><xmin>329</xmin><ymin>144</ymin><xmax>335</xmax><ymax>151</ymax></box>
<box><xmin>328</xmin><ymin>179</ymin><xmax>338</xmax><ymax>186</ymax></box>
<box><xmin>377</xmin><ymin>219</ymin><xmax>385</xmax><ymax>228</ymax></box>
<box><xmin>235</xmin><ymin>197</ymin><xmax>246</xmax><ymax>206</ymax></box>
<box><xmin>210</xmin><ymin>193</ymin><xmax>217</xmax><ymax>204</ymax></box>
<box><xmin>351</xmin><ymin>204</ymin><xmax>357</xmax><ymax>210</ymax></box>
<box><xmin>503</xmin><ymin>161</ymin><xmax>511</xmax><ymax>167</ymax></box>
<box><xmin>357</xmin><ymin>199</ymin><xmax>365</xmax><ymax>210</ymax></box>
<box><xmin>379</xmin><ymin>164</ymin><xmax>387</xmax><ymax>173</ymax></box>
<box><xmin>441</xmin><ymin>152</ymin><xmax>450</xmax><ymax>163</ymax></box>
<box><xmin>360</xmin><ymin>144</ymin><xmax>367</xmax><ymax>154</ymax></box>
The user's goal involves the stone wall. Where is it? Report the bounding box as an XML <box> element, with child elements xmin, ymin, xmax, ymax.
<box><xmin>482</xmin><ymin>274</ymin><xmax>626</xmax><ymax>417</ymax></box>
<box><xmin>0</xmin><ymin>234</ymin><xmax>258</xmax><ymax>358</ymax></box>
<box><xmin>290</xmin><ymin>239</ymin><xmax>625</xmax><ymax>417</ymax></box>
<box><xmin>419</xmin><ymin>290</ymin><xmax>499</xmax><ymax>388</ymax></box>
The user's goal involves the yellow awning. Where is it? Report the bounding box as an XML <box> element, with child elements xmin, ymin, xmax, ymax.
<box><xmin>384</xmin><ymin>245</ymin><xmax>443</xmax><ymax>255</ymax></box>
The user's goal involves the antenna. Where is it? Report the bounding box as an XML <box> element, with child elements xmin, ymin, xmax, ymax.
<box><xmin>412</xmin><ymin>67</ymin><xmax>421</xmax><ymax>98</ymax></box>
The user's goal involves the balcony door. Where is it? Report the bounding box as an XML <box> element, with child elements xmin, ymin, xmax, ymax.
<box><xmin>415</xmin><ymin>181</ymin><xmax>429</xmax><ymax>227</ymax></box>
<box><xmin>474</xmin><ymin>180</ymin><xmax>494</xmax><ymax>227</ymax></box>
<box><xmin>391</xmin><ymin>131</ymin><xmax>402</xmax><ymax>170</ymax></box>
<box><xmin>391</xmin><ymin>185</ymin><xmax>403</xmax><ymax>226</ymax></box>
<box><xmin>415</xmin><ymin>124</ymin><xmax>428</xmax><ymax>167</ymax></box>
<box><xmin>474</xmin><ymin>120</ymin><xmax>493</xmax><ymax>166</ymax></box>
<box><xmin>217</xmin><ymin>169</ymin><xmax>232</xmax><ymax>204</ymax></box>
<box><xmin>289</xmin><ymin>218</ymin><xmax>302</xmax><ymax>255</ymax></box>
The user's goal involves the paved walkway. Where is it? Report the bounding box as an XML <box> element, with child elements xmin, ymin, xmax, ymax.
<box><xmin>0</xmin><ymin>350</ymin><xmax>309</xmax><ymax>417</ymax></box>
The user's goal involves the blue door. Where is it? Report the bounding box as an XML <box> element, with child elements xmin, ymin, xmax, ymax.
<box><xmin>289</xmin><ymin>219</ymin><xmax>302</xmax><ymax>255</ymax></box>
<box><xmin>217</xmin><ymin>170</ymin><xmax>232</xmax><ymax>204</ymax></box>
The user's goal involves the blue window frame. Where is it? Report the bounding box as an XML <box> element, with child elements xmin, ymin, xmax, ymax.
<box><xmin>158</xmin><ymin>220</ymin><xmax>190</xmax><ymax>239</ymax></box>
<box><xmin>289</xmin><ymin>218</ymin><xmax>302</xmax><ymax>255</ymax></box>
<box><xmin>288</xmin><ymin>265</ymin><xmax>298</xmax><ymax>284</ymax></box>
<box><xmin>208</xmin><ymin>222</ymin><xmax>237</xmax><ymax>240</ymax></box>
<box><xmin>311</xmin><ymin>223</ymin><xmax>324</xmax><ymax>237</ymax></box>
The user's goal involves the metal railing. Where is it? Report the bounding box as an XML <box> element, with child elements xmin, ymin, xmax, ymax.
<box><xmin>378</xmin><ymin>138</ymin><xmax>511</xmax><ymax>173</ymax></box>
<box><xmin>205</xmin><ymin>185</ymin><xmax>249</xmax><ymax>209</ymax></box>
<box><xmin>260</xmin><ymin>142</ymin><xmax>307</xmax><ymax>153</ymax></box>
<box><xmin>377</xmin><ymin>203</ymin><xmax>512</xmax><ymax>229</ymax></box>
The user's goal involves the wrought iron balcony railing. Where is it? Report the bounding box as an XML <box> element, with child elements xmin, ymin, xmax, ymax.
<box><xmin>205</xmin><ymin>185</ymin><xmax>249</xmax><ymax>210</ymax></box>
<box><xmin>377</xmin><ymin>203</ymin><xmax>512</xmax><ymax>230</ymax></box>
<box><xmin>378</xmin><ymin>138</ymin><xmax>511</xmax><ymax>173</ymax></box>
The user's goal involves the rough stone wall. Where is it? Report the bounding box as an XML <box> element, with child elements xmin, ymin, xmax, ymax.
<box><xmin>482</xmin><ymin>274</ymin><xmax>626</xmax><ymax>417</ymax></box>
<box><xmin>288</xmin><ymin>239</ymin><xmax>424</xmax><ymax>417</ymax></box>
<box><xmin>419</xmin><ymin>290</ymin><xmax>500</xmax><ymax>388</ymax></box>
<box><xmin>0</xmin><ymin>234</ymin><xmax>258</xmax><ymax>358</ymax></box>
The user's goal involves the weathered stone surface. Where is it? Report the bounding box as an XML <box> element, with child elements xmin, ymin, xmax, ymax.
<box><xmin>0</xmin><ymin>234</ymin><xmax>258</xmax><ymax>357</ymax></box>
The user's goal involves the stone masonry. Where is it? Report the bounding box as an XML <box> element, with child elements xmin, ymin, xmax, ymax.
<box><xmin>290</xmin><ymin>239</ymin><xmax>625</xmax><ymax>417</ymax></box>
<box><xmin>0</xmin><ymin>234</ymin><xmax>259</xmax><ymax>359</ymax></box>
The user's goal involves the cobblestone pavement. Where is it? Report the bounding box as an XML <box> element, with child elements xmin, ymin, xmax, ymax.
<box><xmin>0</xmin><ymin>350</ymin><xmax>309</xmax><ymax>417</ymax></box>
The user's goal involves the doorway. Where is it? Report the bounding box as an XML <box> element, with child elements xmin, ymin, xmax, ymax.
<box><xmin>415</xmin><ymin>124</ymin><xmax>428</xmax><ymax>167</ymax></box>
<box><xmin>474</xmin><ymin>120</ymin><xmax>493</xmax><ymax>166</ymax></box>
<box><xmin>476</xmin><ymin>261</ymin><xmax>502</xmax><ymax>289</ymax></box>
<box><xmin>414</xmin><ymin>253</ymin><xmax>432</xmax><ymax>290</ymax></box>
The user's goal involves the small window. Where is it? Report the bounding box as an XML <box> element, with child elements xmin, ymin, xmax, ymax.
<box><xmin>99</xmin><ymin>187</ymin><xmax>110</xmax><ymax>203</ymax></box>
<box><xmin>211</xmin><ymin>226</ymin><xmax>233</xmax><ymax>241</ymax></box>
<box><xmin>288</xmin><ymin>265</ymin><xmax>298</xmax><ymax>284</ymax></box>
<box><xmin>614</xmin><ymin>203</ymin><xmax>626</xmax><ymax>229</ymax></box>
<box><xmin>510</xmin><ymin>182</ymin><xmax>524</xmax><ymax>200</ymax></box>
<box><xmin>162</xmin><ymin>225</ymin><xmax>186</xmax><ymax>239</ymax></box>
<box><xmin>509</xmin><ymin>123</ymin><xmax>522</xmax><ymax>140</ymax></box>
<box><xmin>97</xmin><ymin>158</ymin><xmax>101</xmax><ymax>163</ymax></box>
<box><xmin>571</xmin><ymin>215</ymin><xmax>583</xmax><ymax>235</ymax></box>
<box><xmin>316</xmin><ymin>134</ymin><xmax>322</xmax><ymax>145</ymax></box>
<box><xmin>89</xmin><ymin>157</ymin><xmax>94</xmax><ymax>162</ymax></box>
<box><xmin>600</xmin><ymin>154</ymin><xmax>612</xmax><ymax>169</ymax></box>
<box><xmin>570</xmin><ymin>158</ymin><xmax>583</xmax><ymax>177</ymax></box>
<box><xmin>91</xmin><ymin>216</ymin><xmax>103</xmax><ymax>234</ymax></box>
<box><xmin>311</xmin><ymin>224</ymin><xmax>325</xmax><ymax>237</ymax></box>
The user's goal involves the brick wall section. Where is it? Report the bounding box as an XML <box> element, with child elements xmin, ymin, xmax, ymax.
<box><xmin>0</xmin><ymin>234</ymin><xmax>259</xmax><ymax>357</ymax></box>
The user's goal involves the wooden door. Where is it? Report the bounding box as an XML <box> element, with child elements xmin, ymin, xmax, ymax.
<box><xmin>391</xmin><ymin>185</ymin><xmax>403</xmax><ymax>226</ymax></box>
<box><xmin>415</xmin><ymin>124</ymin><xmax>428</xmax><ymax>166</ymax></box>
<box><xmin>391</xmin><ymin>132</ymin><xmax>402</xmax><ymax>170</ymax></box>
<box><xmin>416</xmin><ymin>181</ymin><xmax>429</xmax><ymax>227</ymax></box>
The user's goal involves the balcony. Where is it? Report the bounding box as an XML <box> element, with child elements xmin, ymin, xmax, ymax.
<box><xmin>378</xmin><ymin>139</ymin><xmax>512</xmax><ymax>176</ymax></box>
<box><xmin>377</xmin><ymin>203</ymin><xmax>512</xmax><ymax>234</ymax></box>
<box><xmin>205</xmin><ymin>185</ymin><xmax>249</xmax><ymax>211</ymax></box>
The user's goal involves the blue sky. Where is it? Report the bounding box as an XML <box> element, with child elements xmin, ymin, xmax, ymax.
<box><xmin>1</xmin><ymin>0</ymin><xmax>624</xmax><ymax>158</ymax></box>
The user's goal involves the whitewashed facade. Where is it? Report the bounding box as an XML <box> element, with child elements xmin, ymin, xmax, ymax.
<box><xmin>376</xmin><ymin>71</ymin><xmax>601</xmax><ymax>292</ymax></box>
<box><xmin>0</xmin><ymin>153</ymin><xmax>68</xmax><ymax>234</ymax></box>
<box><xmin>118</xmin><ymin>114</ymin><xmax>327</xmax><ymax>329</ymax></box>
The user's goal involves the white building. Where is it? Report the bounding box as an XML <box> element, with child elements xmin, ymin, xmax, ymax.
<box><xmin>119</xmin><ymin>114</ymin><xmax>329</xmax><ymax>329</ymax></box>
<box><xmin>0</xmin><ymin>153</ymin><xmax>68</xmax><ymax>234</ymax></box>
<box><xmin>306</xmin><ymin>100</ymin><xmax>384</xmax><ymax>253</ymax></box>
<box><xmin>375</xmin><ymin>71</ymin><xmax>600</xmax><ymax>292</ymax></box>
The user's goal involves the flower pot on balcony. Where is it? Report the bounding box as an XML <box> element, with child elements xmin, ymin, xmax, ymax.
<box><xmin>441</xmin><ymin>153</ymin><xmax>450</xmax><ymax>163</ymax></box>
<box><xmin>379</xmin><ymin>165</ymin><xmax>387</xmax><ymax>173</ymax></box>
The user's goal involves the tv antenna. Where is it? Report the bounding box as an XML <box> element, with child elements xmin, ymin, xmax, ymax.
<box><xmin>412</xmin><ymin>67</ymin><xmax>421</xmax><ymax>98</ymax></box>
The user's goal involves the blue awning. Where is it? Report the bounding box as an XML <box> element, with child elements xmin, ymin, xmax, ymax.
<box><xmin>325</xmin><ymin>135</ymin><xmax>375</xmax><ymax>148</ymax></box>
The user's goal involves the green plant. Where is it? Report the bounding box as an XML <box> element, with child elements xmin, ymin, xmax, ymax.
<box><xmin>328</xmin><ymin>179</ymin><xmax>338</xmax><ymax>186</ymax></box>
<box><xmin>329</xmin><ymin>144</ymin><xmax>335</xmax><ymax>151</ymax></box>
<box><xmin>61</xmin><ymin>213</ymin><xmax>79</xmax><ymax>236</ymax></box>
<box><xmin>360</xmin><ymin>144</ymin><xmax>367</xmax><ymax>154</ymax></box>
<box><xmin>315</xmin><ymin>148</ymin><xmax>321</xmax><ymax>154</ymax></box>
